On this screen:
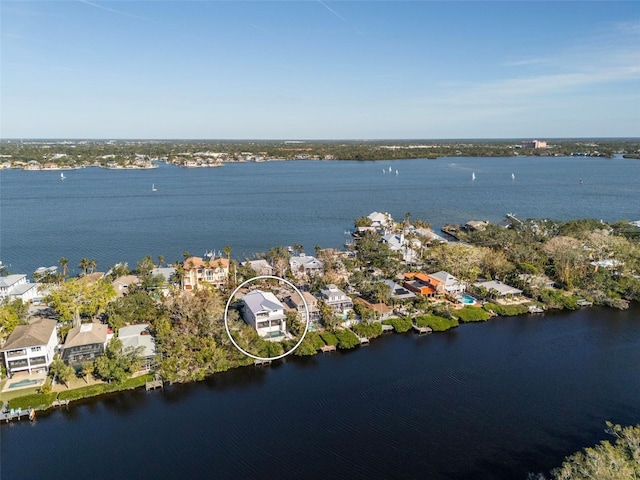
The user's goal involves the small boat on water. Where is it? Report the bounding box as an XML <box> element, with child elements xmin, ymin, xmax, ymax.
<box><xmin>60</xmin><ymin>172</ymin><xmax>65</xmax><ymax>180</ymax></box>
<box><xmin>152</xmin><ymin>184</ymin><xmax>157</xmax><ymax>192</ymax></box>
<box><xmin>511</xmin><ymin>173</ymin><xmax>515</xmax><ymax>181</ymax></box>
<box><xmin>395</xmin><ymin>170</ymin><xmax>398</xmax><ymax>176</ymax></box>
<box><xmin>472</xmin><ymin>172</ymin><xmax>476</xmax><ymax>181</ymax></box>
<box><xmin>29</xmin><ymin>409</ymin><xmax>36</xmax><ymax>422</ymax></box>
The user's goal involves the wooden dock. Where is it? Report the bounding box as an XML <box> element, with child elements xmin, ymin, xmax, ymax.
<box><xmin>412</xmin><ymin>324</ymin><xmax>432</xmax><ymax>335</ymax></box>
<box><xmin>254</xmin><ymin>359</ymin><xmax>272</xmax><ymax>366</ymax></box>
<box><xmin>381</xmin><ymin>324</ymin><xmax>394</xmax><ymax>333</ymax></box>
<box><xmin>577</xmin><ymin>299</ymin><xmax>593</xmax><ymax>307</ymax></box>
<box><xmin>320</xmin><ymin>345</ymin><xmax>336</xmax><ymax>353</ymax></box>
<box><xmin>52</xmin><ymin>399</ymin><xmax>70</xmax><ymax>407</ymax></box>
<box><xmin>145</xmin><ymin>374</ymin><xmax>164</xmax><ymax>391</ymax></box>
<box><xmin>1</xmin><ymin>405</ymin><xmax>36</xmax><ymax>423</ymax></box>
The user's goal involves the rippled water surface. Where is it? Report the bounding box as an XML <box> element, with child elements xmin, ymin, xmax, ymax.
<box><xmin>1</xmin><ymin>156</ymin><xmax>638</xmax><ymax>274</ymax></box>
<box><xmin>2</xmin><ymin>306</ymin><xmax>640</xmax><ymax>479</ymax></box>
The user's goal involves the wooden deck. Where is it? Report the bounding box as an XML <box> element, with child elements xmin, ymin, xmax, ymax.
<box><xmin>254</xmin><ymin>359</ymin><xmax>272</xmax><ymax>366</ymax></box>
<box><xmin>145</xmin><ymin>374</ymin><xmax>164</xmax><ymax>391</ymax></box>
<box><xmin>320</xmin><ymin>345</ymin><xmax>336</xmax><ymax>353</ymax></box>
<box><xmin>412</xmin><ymin>324</ymin><xmax>432</xmax><ymax>335</ymax></box>
<box><xmin>1</xmin><ymin>404</ymin><xmax>35</xmax><ymax>423</ymax></box>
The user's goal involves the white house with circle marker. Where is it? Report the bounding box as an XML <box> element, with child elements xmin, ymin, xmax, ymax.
<box><xmin>242</xmin><ymin>290</ymin><xmax>287</xmax><ymax>341</ymax></box>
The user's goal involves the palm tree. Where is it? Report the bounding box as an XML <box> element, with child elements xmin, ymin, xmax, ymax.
<box><xmin>89</xmin><ymin>259</ymin><xmax>97</xmax><ymax>274</ymax></box>
<box><xmin>59</xmin><ymin>257</ymin><xmax>68</xmax><ymax>277</ymax></box>
<box><xmin>157</xmin><ymin>255</ymin><xmax>164</xmax><ymax>268</ymax></box>
<box><xmin>293</xmin><ymin>243</ymin><xmax>304</xmax><ymax>256</ymax></box>
<box><xmin>79</xmin><ymin>258</ymin><xmax>90</xmax><ymax>276</ymax></box>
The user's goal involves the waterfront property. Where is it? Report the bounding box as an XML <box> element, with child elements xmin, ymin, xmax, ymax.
<box><xmin>403</xmin><ymin>273</ymin><xmax>438</xmax><ymax>297</ymax></box>
<box><xmin>320</xmin><ymin>284</ymin><xmax>354</xmax><ymax>317</ymax></box>
<box><xmin>1</xmin><ymin>319</ymin><xmax>58</xmax><ymax>377</ymax></box>
<box><xmin>381</xmin><ymin>279</ymin><xmax>417</xmax><ymax>301</ymax></box>
<box><xmin>118</xmin><ymin>324</ymin><xmax>156</xmax><ymax>371</ymax></box>
<box><xmin>289</xmin><ymin>254</ymin><xmax>324</xmax><ymax>277</ymax></box>
<box><xmin>111</xmin><ymin>274</ymin><xmax>140</xmax><ymax>297</ymax></box>
<box><xmin>353</xmin><ymin>297</ymin><xmax>394</xmax><ymax>320</ymax></box>
<box><xmin>242</xmin><ymin>290</ymin><xmax>287</xmax><ymax>341</ymax></box>
<box><xmin>284</xmin><ymin>291</ymin><xmax>321</xmax><ymax>328</ymax></box>
<box><xmin>473</xmin><ymin>280</ymin><xmax>523</xmax><ymax>301</ymax></box>
<box><xmin>381</xmin><ymin>232</ymin><xmax>420</xmax><ymax>263</ymax></box>
<box><xmin>0</xmin><ymin>274</ymin><xmax>34</xmax><ymax>302</ymax></box>
<box><xmin>181</xmin><ymin>256</ymin><xmax>229</xmax><ymax>290</ymax></box>
<box><xmin>244</xmin><ymin>259</ymin><xmax>275</xmax><ymax>277</ymax></box>
<box><xmin>426</xmin><ymin>271</ymin><xmax>466</xmax><ymax>296</ymax></box>
<box><xmin>62</xmin><ymin>323</ymin><xmax>112</xmax><ymax>365</ymax></box>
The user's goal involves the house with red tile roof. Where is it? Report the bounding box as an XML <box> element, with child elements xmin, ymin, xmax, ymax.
<box><xmin>181</xmin><ymin>256</ymin><xmax>229</xmax><ymax>290</ymax></box>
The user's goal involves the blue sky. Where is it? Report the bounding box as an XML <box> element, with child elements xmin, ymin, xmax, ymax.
<box><xmin>1</xmin><ymin>1</ymin><xmax>638</xmax><ymax>139</ymax></box>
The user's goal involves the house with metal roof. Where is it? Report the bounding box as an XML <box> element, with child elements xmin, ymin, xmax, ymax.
<box><xmin>1</xmin><ymin>319</ymin><xmax>58</xmax><ymax>377</ymax></box>
<box><xmin>289</xmin><ymin>254</ymin><xmax>324</xmax><ymax>277</ymax></box>
<box><xmin>426</xmin><ymin>271</ymin><xmax>466</xmax><ymax>296</ymax></box>
<box><xmin>320</xmin><ymin>284</ymin><xmax>353</xmax><ymax>316</ymax></box>
<box><xmin>242</xmin><ymin>290</ymin><xmax>287</xmax><ymax>341</ymax></box>
<box><xmin>473</xmin><ymin>280</ymin><xmax>523</xmax><ymax>298</ymax></box>
<box><xmin>118</xmin><ymin>324</ymin><xmax>156</xmax><ymax>371</ymax></box>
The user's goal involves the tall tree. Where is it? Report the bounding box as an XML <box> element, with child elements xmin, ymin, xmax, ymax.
<box><xmin>78</xmin><ymin>258</ymin><xmax>90</xmax><ymax>276</ymax></box>
<box><xmin>59</xmin><ymin>257</ymin><xmax>68</xmax><ymax>277</ymax></box>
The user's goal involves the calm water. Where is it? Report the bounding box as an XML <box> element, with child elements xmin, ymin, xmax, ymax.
<box><xmin>1</xmin><ymin>156</ymin><xmax>639</xmax><ymax>274</ymax></box>
<box><xmin>1</xmin><ymin>156</ymin><xmax>639</xmax><ymax>479</ymax></box>
<box><xmin>2</xmin><ymin>305</ymin><xmax>639</xmax><ymax>479</ymax></box>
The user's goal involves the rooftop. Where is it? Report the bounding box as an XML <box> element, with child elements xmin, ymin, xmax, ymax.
<box><xmin>2</xmin><ymin>319</ymin><xmax>57</xmax><ymax>351</ymax></box>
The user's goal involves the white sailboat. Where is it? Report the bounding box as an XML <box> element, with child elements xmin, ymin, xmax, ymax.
<box><xmin>152</xmin><ymin>184</ymin><xmax>157</xmax><ymax>192</ymax></box>
<box><xmin>60</xmin><ymin>172</ymin><xmax>65</xmax><ymax>180</ymax></box>
<box><xmin>395</xmin><ymin>169</ymin><xmax>399</xmax><ymax>176</ymax></box>
<box><xmin>388</xmin><ymin>166</ymin><xmax>392</xmax><ymax>173</ymax></box>
<box><xmin>472</xmin><ymin>172</ymin><xmax>476</xmax><ymax>181</ymax></box>
<box><xmin>511</xmin><ymin>173</ymin><xmax>515</xmax><ymax>181</ymax></box>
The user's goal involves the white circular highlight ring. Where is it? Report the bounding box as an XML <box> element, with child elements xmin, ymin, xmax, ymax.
<box><xmin>224</xmin><ymin>275</ymin><xmax>310</xmax><ymax>361</ymax></box>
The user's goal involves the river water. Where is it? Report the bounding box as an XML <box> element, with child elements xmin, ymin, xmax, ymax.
<box><xmin>2</xmin><ymin>305</ymin><xmax>639</xmax><ymax>479</ymax></box>
<box><xmin>1</xmin><ymin>156</ymin><xmax>639</xmax><ymax>479</ymax></box>
<box><xmin>1</xmin><ymin>156</ymin><xmax>638</xmax><ymax>275</ymax></box>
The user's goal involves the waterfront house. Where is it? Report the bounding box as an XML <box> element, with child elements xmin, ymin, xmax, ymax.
<box><xmin>381</xmin><ymin>279</ymin><xmax>417</xmax><ymax>301</ymax></box>
<box><xmin>320</xmin><ymin>284</ymin><xmax>353</xmax><ymax>316</ymax></box>
<box><xmin>181</xmin><ymin>256</ymin><xmax>229</xmax><ymax>290</ymax></box>
<box><xmin>367</xmin><ymin>211</ymin><xmax>395</xmax><ymax>231</ymax></box>
<box><xmin>244</xmin><ymin>259</ymin><xmax>275</xmax><ymax>277</ymax></box>
<box><xmin>426</xmin><ymin>271</ymin><xmax>466</xmax><ymax>296</ymax></box>
<box><xmin>7</xmin><ymin>281</ymin><xmax>41</xmax><ymax>303</ymax></box>
<box><xmin>1</xmin><ymin>319</ymin><xmax>58</xmax><ymax>377</ymax></box>
<box><xmin>118</xmin><ymin>324</ymin><xmax>156</xmax><ymax>371</ymax></box>
<box><xmin>0</xmin><ymin>274</ymin><xmax>30</xmax><ymax>301</ymax></box>
<box><xmin>289</xmin><ymin>254</ymin><xmax>324</xmax><ymax>277</ymax></box>
<box><xmin>403</xmin><ymin>273</ymin><xmax>438</xmax><ymax>298</ymax></box>
<box><xmin>381</xmin><ymin>232</ymin><xmax>420</xmax><ymax>264</ymax></box>
<box><xmin>464</xmin><ymin>220</ymin><xmax>490</xmax><ymax>232</ymax></box>
<box><xmin>149</xmin><ymin>267</ymin><xmax>177</xmax><ymax>295</ymax></box>
<box><xmin>473</xmin><ymin>280</ymin><xmax>523</xmax><ymax>300</ymax></box>
<box><xmin>62</xmin><ymin>323</ymin><xmax>112</xmax><ymax>365</ymax></box>
<box><xmin>242</xmin><ymin>290</ymin><xmax>287</xmax><ymax>341</ymax></box>
<box><xmin>353</xmin><ymin>297</ymin><xmax>394</xmax><ymax>321</ymax></box>
<box><xmin>284</xmin><ymin>291</ymin><xmax>321</xmax><ymax>328</ymax></box>
<box><xmin>112</xmin><ymin>275</ymin><xmax>140</xmax><ymax>297</ymax></box>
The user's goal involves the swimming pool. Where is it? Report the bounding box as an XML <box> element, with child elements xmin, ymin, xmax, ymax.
<box><xmin>458</xmin><ymin>294</ymin><xmax>476</xmax><ymax>305</ymax></box>
<box><xmin>7</xmin><ymin>378</ymin><xmax>43</xmax><ymax>389</ymax></box>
